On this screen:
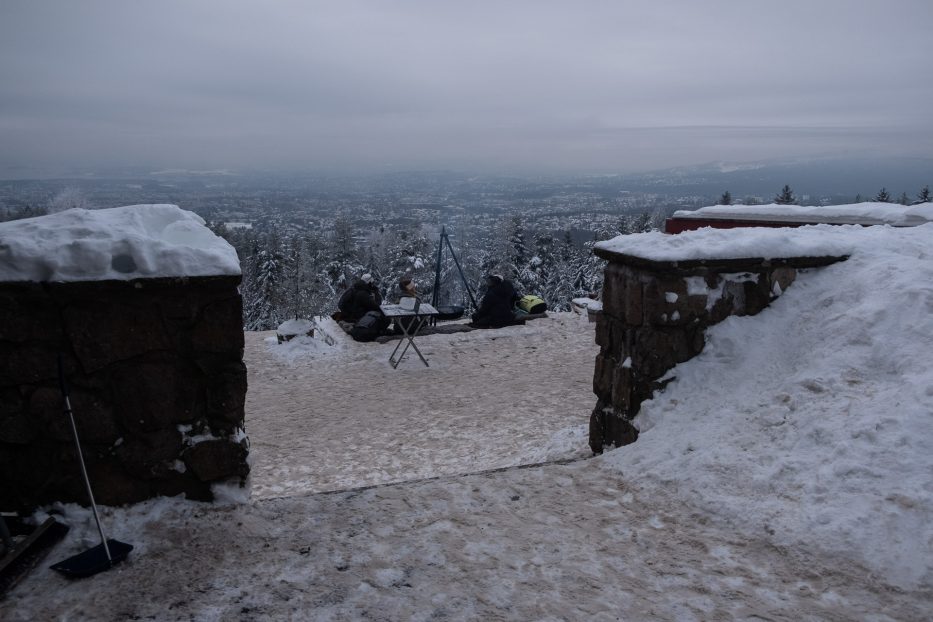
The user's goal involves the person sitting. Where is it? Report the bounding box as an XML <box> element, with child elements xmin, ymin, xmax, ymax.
<box><xmin>470</xmin><ymin>274</ymin><xmax>519</xmax><ymax>328</ymax></box>
<box><xmin>394</xmin><ymin>276</ymin><xmax>419</xmax><ymax>303</ymax></box>
<box><xmin>391</xmin><ymin>276</ymin><xmax>422</xmax><ymax>333</ymax></box>
<box><xmin>338</xmin><ymin>273</ymin><xmax>383</xmax><ymax>323</ymax></box>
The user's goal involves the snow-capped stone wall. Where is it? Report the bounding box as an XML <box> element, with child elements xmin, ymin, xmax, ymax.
<box><xmin>0</xmin><ymin>206</ymin><xmax>248</xmax><ymax>510</ymax></box>
<box><xmin>589</xmin><ymin>243</ymin><xmax>845</xmax><ymax>452</ymax></box>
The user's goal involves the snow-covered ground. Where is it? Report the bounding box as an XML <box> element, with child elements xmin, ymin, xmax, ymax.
<box><xmin>246</xmin><ymin>314</ymin><xmax>595</xmax><ymax>498</ymax></box>
<box><xmin>4</xmin><ymin>224</ymin><xmax>933</xmax><ymax>620</ymax></box>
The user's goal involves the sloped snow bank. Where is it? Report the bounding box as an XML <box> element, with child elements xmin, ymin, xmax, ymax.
<box><xmin>599</xmin><ymin>223</ymin><xmax>933</xmax><ymax>589</ymax></box>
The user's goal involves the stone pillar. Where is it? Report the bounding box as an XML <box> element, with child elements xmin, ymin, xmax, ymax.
<box><xmin>589</xmin><ymin>250</ymin><xmax>844</xmax><ymax>453</ymax></box>
<box><xmin>0</xmin><ymin>275</ymin><xmax>249</xmax><ymax>511</ymax></box>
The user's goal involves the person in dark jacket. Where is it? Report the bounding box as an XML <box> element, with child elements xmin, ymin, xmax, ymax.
<box><xmin>339</xmin><ymin>273</ymin><xmax>383</xmax><ymax>322</ymax></box>
<box><xmin>470</xmin><ymin>274</ymin><xmax>518</xmax><ymax>328</ymax></box>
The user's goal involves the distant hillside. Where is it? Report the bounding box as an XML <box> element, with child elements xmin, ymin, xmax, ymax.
<box><xmin>623</xmin><ymin>156</ymin><xmax>933</xmax><ymax>201</ymax></box>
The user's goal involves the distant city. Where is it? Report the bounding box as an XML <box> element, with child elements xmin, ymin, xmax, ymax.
<box><xmin>2</xmin><ymin>157</ymin><xmax>929</xmax><ymax>330</ymax></box>
<box><xmin>3</xmin><ymin>155</ymin><xmax>931</xmax><ymax>236</ymax></box>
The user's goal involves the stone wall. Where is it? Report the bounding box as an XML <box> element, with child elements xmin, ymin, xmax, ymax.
<box><xmin>0</xmin><ymin>276</ymin><xmax>248</xmax><ymax>511</ymax></box>
<box><xmin>589</xmin><ymin>249</ymin><xmax>846</xmax><ymax>453</ymax></box>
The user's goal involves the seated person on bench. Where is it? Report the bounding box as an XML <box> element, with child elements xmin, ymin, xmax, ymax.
<box><xmin>393</xmin><ymin>276</ymin><xmax>422</xmax><ymax>333</ymax></box>
<box><xmin>394</xmin><ymin>276</ymin><xmax>419</xmax><ymax>303</ymax></box>
<box><xmin>470</xmin><ymin>274</ymin><xmax>519</xmax><ymax>328</ymax></box>
<box><xmin>339</xmin><ymin>273</ymin><xmax>383</xmax><ymax>322</ymax></box>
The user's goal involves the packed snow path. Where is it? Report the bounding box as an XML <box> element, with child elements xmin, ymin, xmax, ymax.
<box><xmin>245</xmin><ymin>314</ymin><xmax>595</xmax><ymax>499</ymax></box>
<box><xmin>5</xmin><ymin>463</ymin><xmax>927</xmax><ymax>621</ymax></box>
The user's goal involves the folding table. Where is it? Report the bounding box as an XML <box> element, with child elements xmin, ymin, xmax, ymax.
<box><xmin>380</xmin><ymin>302</ymin><xmax>440</xmax><ymax>368</ymax></box>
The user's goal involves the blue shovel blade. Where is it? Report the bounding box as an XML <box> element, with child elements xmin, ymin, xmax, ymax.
<box><xmin>50</xmin><ymin>539</ymin><xmax>133</xmax><ymax>578</ymax></box>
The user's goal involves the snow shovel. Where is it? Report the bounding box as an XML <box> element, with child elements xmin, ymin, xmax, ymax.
<box><xmin>50</xmin><ymin>356</ymin><xmax>133</xmax><ymax>578</ymax></box>
<box><xmin>0</xmin><ymin>515</ymin><xmax>70</xmax><ymax>596</ymax></box>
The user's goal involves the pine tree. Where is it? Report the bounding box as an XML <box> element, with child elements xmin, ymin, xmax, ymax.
<box><xmin>774</xmin><ymin>185</ymin><xmax>796</xmax><ymax>205</ymax></box>
<box><xmin>48</xmin><ymin>187</ymin><xmax>91</xmax><ymax>213</ymax></box>
<box><xmin>242</xmin><ymin>234</ymin><xmax>285</xmax><ymax>330</ymax></box>
<box><xmin>898</xmin><ymin>192</ymin><xmax>910</xmax><ymax>206</ymax></box>
<box><xmin>874</xmin><ymin>187</ymin><xmax>890</xmax><ymax>203</ymax></box>
<box><xmin>720</xmin><ymin>191</ymin><xmax>732</xmax><ymax>205</ymax></box>
<box><xmin>918</xmin><ymin>185</ymin><xmax>931</xmax><ymax>203</ymax></box>
<box><xmin>560</xmin><ymin>230</ymin><xmax>574</xmax><ymax>262</ymax></box>
<box><xmin>508</xmin><ymin>216</ymin><xmax>527</xmax><ymax>271</ymax></box>
<box><xmin>854</xmin><ymin>193</ymin><xmax>863</xmax><ymax>203</ymax></box>
<box><xmin>328</xmin><ymin>215</ymin><xmax>364</xmax><ymax>294</ymax></box>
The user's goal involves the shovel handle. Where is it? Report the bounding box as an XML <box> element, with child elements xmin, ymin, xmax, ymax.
<box><xmin>57</xmin><ymin>354</ymin><xmax>68</xmax><ymax>397</ymax></box>
<box><xmin>57</xmin><ymin>353</ymin><xmax>112</xmax><ymax>564</ymax></box>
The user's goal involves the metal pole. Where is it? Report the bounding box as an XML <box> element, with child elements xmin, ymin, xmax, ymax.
<box><xmin>63</xmin><ymin>396</ymin><xmax>112</xmax><ymax>563</ymax></box>
<box><xmin>58</xmin><ymin>356</ymin><xmax>112</xmax><ymax>564</ymax></box>
<box><xmin>431</xmin><ymin>226</ymin><xmax>445</xmax><ymax>309</ymax></box>
<box><xmin>444</xmin><ymin>233</ymin><xmax>478</xmax><ymax>309</ymax></box>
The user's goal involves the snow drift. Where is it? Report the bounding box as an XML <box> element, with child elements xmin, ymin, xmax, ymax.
<box><xmin>599</xmin><ymin>223</ymin><xmax>933</xmax><ymax>589</ymax></box>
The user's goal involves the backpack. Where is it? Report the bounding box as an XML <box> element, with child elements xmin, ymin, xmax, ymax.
<box><xmin>517</xmin><ymin>294</ymin><xmax>547</xmax><ymax>314</ymax></box>
<box><xmin>350</xmin><ymin>310</ymin><xmax>383</xmax><ymax>342</ymax></box>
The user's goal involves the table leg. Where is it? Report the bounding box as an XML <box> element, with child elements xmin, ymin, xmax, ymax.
<box><xmin>388</xmin><ymin>316</ymin><xmax>430</xmax><ymax>368</ymax></box>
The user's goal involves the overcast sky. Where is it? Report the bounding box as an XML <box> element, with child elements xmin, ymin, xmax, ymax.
<box><xmin>2</xmin><ymin>1</ymin><xmax>932</xmax><ymax>176</ymax></box>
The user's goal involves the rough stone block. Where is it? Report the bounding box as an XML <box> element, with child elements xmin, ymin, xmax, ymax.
<box><xmin>610</xmin><ymin>365</ymin><xmax>633</xmax><ymax>412</ymax></box>
<box><xmin>593</xmin><ymin>354</ymin><xmax>615</xmax><ymax>397</ymax></box>
<box><xmin>84</xmin><ymin>462</ymin><xmax>152</xmax><ymax>506</ymax></box>
<box><xmin>111</xmin><ymin>362</ymin><xmax>204</xmax><ymax>433</ymax></box>
<box><xmin>589</xmin><ymin>404</ymin><xmax>638</xmax><ymax>453</ymax></box>
<box><xmin>65</xmin><ymin>302</ymin><xmax>171</xmax><ymax>373</ymax></box>
<box><xmin>0</xmin><ymin>342</ymin><xmax>59</xmax><ymax>385</ymax></box>
<box><xmin>30</xmin><ymin>385</ymin><xmax>120</xmax><ymax>444</ymax></box>
<box><xmin>623</xmin><ymin>274</ymin><xmax>644</xmax><ymax>326</ymax></box>
<box><xmin>743</xmin><ymin>278</ymin><xmax>771</xmax><ymax>316</ymax></box>
<box><xmin>770</xmin><ymin>266</ymin><xmax>797</xmax><ymax>296</ymax></box>
<box><xmin>632</xmin><ymin>328</ymin><xmax>691</xmax><ymax>379</ymax></box>
<box><xmin>644</xmin><ymin>277</ymin><xmax>692</xmax><ymax>326</ymax></box>
<box><xmin>183</xmin><ymin>439</ymin><xmax>249</xmax><ymax>482</ymax></box>
<box><xmin>0</xmin><ymin>414</ymin><xmax>35</xmax><ymax>444</ymax></box>
<box><xmin>594</xmin><ymin>315</ymin><xmax>610</xmax><ymax>348</ymax></box>
<box><xmin>205</xmin><ymin>361</ymin><xmax>248</xmax><ymax>423</ymax></box>
<box><xmin>192</xmin><ymin>296</ymin><xmax>244</xmax><ymax>354</ymax></box>
<box><xmin>116</xmin><ymin>428</ymin><xmax>184</xmax><ymax>479</ymax></box>
<box><xmin>600</xmin><ymin>263</ymin><xmax>625</xmax><ymax>318</ymax></box>
<box><xmin>151</xmin><ymin>473</ymin><xmax>212</xmax><ymax>502</ymax></box>
<box><xmin>0</xmin><ymin>442</ymin><xmax>61</xmax><ymax>509</ymax></box>
<box><xmin>0</xmin><ymin>291</ymin><xmax>62</xmax><ymax>343</ymax></box>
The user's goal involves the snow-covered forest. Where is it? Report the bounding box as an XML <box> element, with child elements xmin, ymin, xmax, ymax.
<box><xmin>214</xmin><ymin>211</ymin><xmax>665</xmax><ymax>330</ymax></box>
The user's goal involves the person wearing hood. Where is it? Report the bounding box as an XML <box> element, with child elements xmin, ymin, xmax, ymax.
<box><xmin>338</xmin><ymin>273</ymin><xmax>383</xmax><ymax>323</ymax></box>
<box><xmin>470</xmin><ymin>274</ymin><xmax>518</xmax><ymax>328</ymax></box>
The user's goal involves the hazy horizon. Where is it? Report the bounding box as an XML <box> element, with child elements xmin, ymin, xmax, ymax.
<box><xmin>2</xmin><ymin>1</ymin><xmax>933</xmax><ymax>176</ymax></box>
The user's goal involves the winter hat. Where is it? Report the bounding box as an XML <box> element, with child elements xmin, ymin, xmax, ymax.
<box><xmin>361</xmin><ymin>273</ymin><xmax>373</xmax><ymax>284</ymax></box>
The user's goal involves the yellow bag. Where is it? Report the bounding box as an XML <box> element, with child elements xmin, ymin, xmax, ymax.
<box><xmin>517</xmin><ymin>295</ymin><xmax>547</xmax><ymax>314</ymax></box>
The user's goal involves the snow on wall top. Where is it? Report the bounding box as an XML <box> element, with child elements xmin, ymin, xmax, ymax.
<box><xmin>0</xmin><ymin>204</ymin><xmax>241</xmax><ymax>283</ymax></box>
<box><xmin>594</xmin><ymin>222</ymin><xmax>909</xmax><ymax>262</ymax></box>
<box><xmin>671</xmin><ymin>202</ymin><xmax>933</xmax><ymax>227</ymax></box>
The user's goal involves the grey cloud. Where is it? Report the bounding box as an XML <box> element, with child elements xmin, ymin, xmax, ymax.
<box><xmin>2</xmin><ymin>0</ymin><xmax>932</xmax><ymax>174</ymax></box>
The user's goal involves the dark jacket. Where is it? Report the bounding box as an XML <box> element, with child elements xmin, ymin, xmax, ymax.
<box><xmin>339</xmin><ymin>281</ymin><xmax>382</xmax><ymax>322</ymax></box>
<box><xmin>472</xmin><ymin>279</ymin><xmax>518</xmax><ymax>327</ymax></box>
